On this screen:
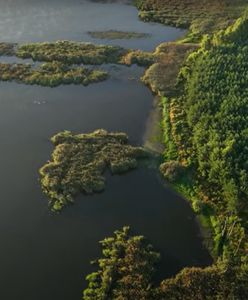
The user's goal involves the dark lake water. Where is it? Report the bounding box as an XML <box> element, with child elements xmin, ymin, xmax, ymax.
<box><xmin>0</xmin><ymin>1</ymin><xmax>211</xmax><ymax>299</ymax></box>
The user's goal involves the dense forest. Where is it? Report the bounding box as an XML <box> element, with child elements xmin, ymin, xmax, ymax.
<box><xmin>82</xmin><ymin>3</ymin><xmax>248</xmax><ymax>300</ymax></box>
<box><xmin>169</xmin><ymin>7</ymin><xmax>248</xmax><ymax>257</ymax></box>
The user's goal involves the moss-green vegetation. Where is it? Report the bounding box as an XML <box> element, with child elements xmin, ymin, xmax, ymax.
<box><xmin>83</xmin><ymin>227</ymin><xmax>248</xmax><ymax>299</ymax></box>
<box><xmin>0</xmin><ymin>42</ymin><xmax>16</xmax><ymax>56</ymax></box>
<box><xmin>16</xmin><ymin>40</ymin><xmax>128</xmax><ymax>65</ymax></box>
<box><xmin>40</xmin><ymin>130</ymin><xmax>148</xmax><ymax>211</ymax></box>
<box><xmin>0</xmin><ymin>62</ymin><xmax>108</xmax><ymax>87</ymax></box>
<box><xmin>83</xmin><ymin>226</ymin><xmax>160</xmax><ymax>300</ymax></box>
<box><xmin>135</xmin><ymin>0</ymin><xmax>247</xmax><ymax>41</ymax></box>
<box><xmin>88</xmin><ymin>30</ymin><xmax>151</xmax><ymax>39</ymax></box>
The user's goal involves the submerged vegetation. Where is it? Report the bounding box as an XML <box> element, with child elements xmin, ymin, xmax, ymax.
<box><xmin>0</xmin><ymin>42</ymin><xmax>16</xmax><ymax>56</ymax></box>
<box><xmin>88</xmin><ymin>30</ymin><xmax>151</xmax><ymax>40</ymax></box>
<box><xmin>16</xmin><ymin>41</ymin><xmax>128</xmax><ymax>65</ymax></box>
<box><xmin>40</xmin><ymin>130</ymin><xmax>148</xmax><ymax>211</ymax></box>
<box><xmin>0</xmin><ymin>62</ymin><xmax>108</xmax><ymax>87</ymax></box>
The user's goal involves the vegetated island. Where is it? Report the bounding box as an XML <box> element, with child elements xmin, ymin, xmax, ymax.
<box><xmin>88</xmin><ymin>30</ymin><xmax>151</xmax><ymax>40</ymax></box>
<box><xmin>39</xmin><ymin>129</ymin><xmax>148</xmax><ymax>211</ymax></box>
<box><xmin>0</xmin><ymin>41</ymin><xmax>135</xmax><ymax>87</ymax></box>
<box><xmin>0</xmin><ymin>62</ymin><xmax>108</xmax><ymax>87</ymax></box>
<box><xmin>16</xmin><ymin>40</ymin><xmax>128</xmax><ymax>65</ymax></box>
<box><xmin>0</xmin><ymin>40</ymin><xmax>179</xmax><ymax>88</ymax></box>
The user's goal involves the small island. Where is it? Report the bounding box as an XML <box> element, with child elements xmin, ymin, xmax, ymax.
<box><xmin>40</xmin><ymin>129</ymin><xmax>148</xmax><ymax>211</ymax></box>
<box><xmin>16</xmin><ymin>40</ymin><xmax>128</xmax><ymax>65</ymax></box>
<box><xmin>0</xmin><ymin>62</ymin><xmax>108</xmax><ymax>87</ymax></box>
<box><xmin>88</xmin><ymin>30</ymin><xmax>151</xmax><ymax>40</ymax></box>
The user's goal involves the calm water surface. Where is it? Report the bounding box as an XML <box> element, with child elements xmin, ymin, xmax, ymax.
<box><xmin>0</xmin><ymin>1</ymin><xmax>211</xmax><ymax>300</ymax></box>
<box><xmin>0</xmin><ymin>0</ymin><xmax>185</xmax><ymax>51</ymax></box>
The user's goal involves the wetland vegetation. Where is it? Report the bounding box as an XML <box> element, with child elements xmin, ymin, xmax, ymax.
<box><xmin>0</xmin><ymin>42</ymin><xmax>16</xmax><ymax>56</ymax></box>
<box><xmin>16</xmin><ymin>41</ymin><xmax>128</xmax><ymax>65</ymax></box>
<box><xmin>0</xmin><ymin>62</ymin><xmax>108</xmax><ymax>87</ymax></box>
<box><xmin>40</xmin><ymin>130</ymin><xmax>148</xmax><ymax>211</ymax></box>
<box><xmin>88</xmin><ymin>30</ymin><xmax>151</xmax><ymax>40</ymax></box>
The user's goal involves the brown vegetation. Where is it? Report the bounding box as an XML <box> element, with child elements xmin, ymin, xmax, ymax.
<box><xmin>142</xmin><ymin>42</ymin><xmax>198</xmax><ymax>96</ymax></box>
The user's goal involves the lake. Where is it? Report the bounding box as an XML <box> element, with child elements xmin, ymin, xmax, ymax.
<box><xmin>0</xmin><ymin>1</ymin><xmax>211</xmax><ymax>299</ymax></box>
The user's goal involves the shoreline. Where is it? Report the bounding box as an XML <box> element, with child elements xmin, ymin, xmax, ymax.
<box><xmin>137</xmin><ymin>6</ymin><xmax>248</xmax><ymax>292</ymax></box>
<box><xmin>142</xmin><ymin>95</ymin><xmax>164</xmax><ymax>154</ymax></box>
